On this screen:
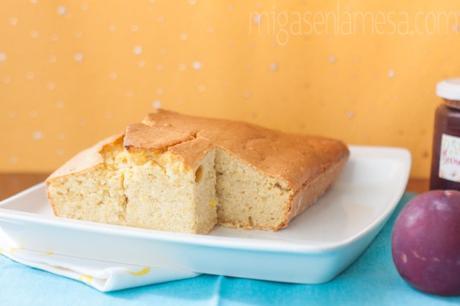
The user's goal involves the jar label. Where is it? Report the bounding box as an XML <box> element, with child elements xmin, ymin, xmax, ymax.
<box><xmin>439</xmin><ymin>133</ymin><xmax>460</xmax><ymax>182</ymax></box>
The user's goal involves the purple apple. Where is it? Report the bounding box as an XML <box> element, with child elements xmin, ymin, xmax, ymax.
<box><xmin>392</xmin><ymin>190</ymin><xmax>460</xmax><ymax>296</ymax></box>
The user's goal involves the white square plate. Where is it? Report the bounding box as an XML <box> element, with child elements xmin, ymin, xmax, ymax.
<box><xmin>0</xmin><ymin>146</ymin><xmax>411</xmax><ymax>284</ymax></box>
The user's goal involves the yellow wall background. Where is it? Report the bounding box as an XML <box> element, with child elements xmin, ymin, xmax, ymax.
<box><xmin>1</xmin><ymin>0</ymin><xmax>460</xmax><ymax>177</ymax></box>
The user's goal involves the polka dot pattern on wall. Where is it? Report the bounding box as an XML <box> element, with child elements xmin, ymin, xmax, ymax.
<box><xmin>32</xmin><ymin>131</ymin><xmax>43</xmax><ymax>141</ymax></box>
<box><xmin>56</xmin><ymin>5</ymin><xmax>67</xmax><ymax>16</ymax></box>
<box><xmin>269</xmin><ymin>63</ymin><xmax>278</xmax><ymax>72</ymax></box>
<box><xmin>328</xmin><ymin>55</ymin><xmax>337</xmax><ymax>64</ymax></box>
<box><xmin>252</xmin><ymin>14</ymin><xmax>261</xmax><ymax>25</ymax></box>
<box><xmin>30</xmin><ymin>30</ymin><xmax>39</xmax><ymax>38</ymax></box>
<box><xmin>180</xmin><ymin>33</ymin><xmax>188</xmax><ymax>41</ymax></box>
<box><xmin>388</xmin><ymin>69</ymin><xmax>396</xmax><ymax>78</ymax></box>
<box><xmin>47</xmin><ymin>82</ymin><xmax>56</xmax><ymax>90</ymax></box>
<box><xmin>152</xmin><ymin>100</ymin><xmax>161</xmax><ymax>109</ymax></box>
<box><xmin>192</xmin><ymin>61</ymin><xmax>202</xmax><ymax>70</ymax></box>
<box><xmin>2</xmin><ymin>76</ymin><xmax>11</xmax><ymax>84</ymax></box>
<box><xmin>73</xmin><ymin>52</ymin><xmax>84</xmax><ymax>63</ymax></box>
<box><xmin>133</xmin><ymin>46</ymin><xmax>143</xmax><ymax>55</ymax></box>
<box><xmin>0</xmin><ymin>0</ymin><xmax>457</xmax><ymax>179</ymax></box>
<box><xmin>9</xmin><ymin>17</ymin><xmax>18</xmax><ymax>26</ymax></box>
<box><xmin>56</xmin><ymin>101</ymin><xmax>64</xmax><ymax>108</ymax></box>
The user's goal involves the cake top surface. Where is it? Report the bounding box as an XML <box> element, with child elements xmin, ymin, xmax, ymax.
<box><xmin>132</xmin><ymin>110</ymin><xmax>348</xmax><ymax>191</ymax></box>
<box><xmin>47</xmin><ymin>109</ymin><xmax>349</xmax><ymax>192</ymax></box>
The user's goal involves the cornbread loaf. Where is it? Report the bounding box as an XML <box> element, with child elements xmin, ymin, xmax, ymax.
<box><xmin>46</xmin><ymin>110</ymin><xmax>349</xmax><ymax>234</ymax></box>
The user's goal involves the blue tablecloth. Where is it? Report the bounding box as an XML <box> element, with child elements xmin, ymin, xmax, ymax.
<box><xmin>1</xmin><ymin>193</ymin><xmax>459</xmax><ymax>306</ymax></box>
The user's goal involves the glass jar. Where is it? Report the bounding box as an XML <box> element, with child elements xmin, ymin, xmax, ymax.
<box><xmin>430</xmin><ymin>79</ymin><xmax>460</xmax><ymax>190</ymax></box>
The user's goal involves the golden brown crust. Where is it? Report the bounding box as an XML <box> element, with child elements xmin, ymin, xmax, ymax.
<box><xmin>124</xmin><ymin>123</ymin><xmax>197</xmax><ymax>151</ymax></box>
<box><xmin>139</xmin><ymin>109</ymin><xmax>349</xmax><ymax>192</ymax></box>
<box><xmin>279</xmin><ymin>155</ymin><xmax>348</xmax><ymax>230</ymax></box>
<box><xmin>168</xmin><ymin>137</ymin><xmax>214</xmax><ymax>169</ymax></box>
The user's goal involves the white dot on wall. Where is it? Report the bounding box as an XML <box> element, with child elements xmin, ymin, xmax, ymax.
<box><xmin>48</xmin><ymin>55</ymin><xmax>57</xmax><ymax>63</ymax></box>
<box><xmin>50</xmin><ymin>33</ymin><xmax>59</xmax><ymax>42</ymax></box>
<box><xmin>124</xmin><ymin>91</ymin><xmax>134</xmax><ymax>97</ymax></box>
<box><xmin>0</xmin><ymin>52</ymin><xmax>7</xmax><ymax>62</ymax></box>
<box><xmin>30</xmin><ymin>30</ymin><xmax>39</xmax><ymax>38</ymax></box>
<box><xmin>26</xmin><ymin>72</ymin><xmax>35</xmax><ymax>80</ymax></box>
<box><xmin>328</xmin><ymin>55</ymin><xmax>337</xmax><ymax>64</ymax></box>
<box><xmin>56</xmin><ymin>100</ymin><xmax>64</xmax><ymax>108</ymax></box>
<box><xmin>197</xmin><ymin>84</ymin><xmax>207</xmax><ymax>92</ymax></box>
<box><xmin>108</xmin><ymin>24</ymin><xmax>117</xmax><ymax>32</ymax></box>
<box><xmin>156</xmin><ymin>64</ymin><xmax>164</xmax><ymax>71</ymax></box>
<box><xmin>188</xmin><ymin>0</ymin><xmax>197</xmax><ymax>5</ymax></box>
<box><xmin>9</xmin><ymin>156</ymin><xmax>18</xmax><ymax>165</ymax></box>
<box><xmin>152</xmin><ymin>100</ymin><xmax>161</xmax><ymax>109</ymax></box>
<box><xmin>180</xmin><ymin>32</ymin><xmax>188</xmax><ymax>41</ymax></box>
<box><xmin>192</xmin><ymin>61</ymin><xmax>202</xmax><ymax>70</ymax></box>
<box><xmin>74</xmin><ymin>52</ymin><xmax>84</xmax><ymax>63</ymax></box>
<box><xmin>74</xmin><ymin>31</ymin><xmax>83</xmax><ymax>39</ymax></box>
<box><xmin>32</xmin><ymin>130</ymin><xmax>43</xmax><ymax>141</ymax></box>
<box><xmin>270</xmin><ymin>63</ymin><xmax>279</xmax><ymax>72</ymax></box>
<box><xmin>178</xmin><ymin>63</ymin><xmax>187</xmax><ymax>71</ymax></box>
<box><xmin>80</xmin><ymin>3</ymin><xmax>89</xmax><ymax>11</ymax></box>
<box><xmin>9</xmin><ymin>17</ymin><xmax>18</xmax><ymax>26</ymax></box>
<box><xmin>346</xmin><ymin>111</ymin><xmax>355</xmax><ymax>119</ymax></box>
<box><xmin>243</xmin><ymin>90</ymin><xmax>252</xmax><ymax>99</ymax></box>
<box><xmin>57</xmin><ymin>5</ymin><xmax>67</xmax><ymax>16</ymax></box>
<box><xmin>56</xmin><ymin>148</ymin><xmax>65</xmax><ymax>156</ymax></box>
<box><xmin>2</xmin><ymin>76</ymin><xmax>11</xmax><ymax>84</ymax></box>
<box><xmin>156</xmin><ymin>88</ymin><xmax>164</xmax><ymax>95</ymax></box>
<box><xmin>157</xmin><ymin>16</ymin><xmax>165</xmax><ymax>23</ymax></box>
<box><xmin>131</xmin><ymin>25</ymin><xmax>139</xmax><ymax>32</ymax></box>
<box><xmin>29</xmin><ymin>110</ymin><xmax>38</xmax><ymax>118</ymax></box>
<box><xmin>452</xmin><ymin>24</ymin><xmax>460</xmax><ymax>33</ymax></box>
<box><xmin>57</xmin><ymin>132</ymin><xmax>66</xmax><ymax>140</ymax></box>
<box><xmin>388</xmin><ymin>69</ymin><xmax>396</xmax><ymax>78</ymax></box>
<box><xmin>133</xmin><ymin>45</ymin><xmax>143</xmax><ymax>55</ymax></box>
<box><xmin>252</xmin><ymin>14</ymin><xmax>261</xmax><ymax>24</ymax></box>
<box><xmin>104</xmin><ymin>112</ymin><xmax>113</xmax><ymax>119</ymax></box>
<box><xmin>30</xmin><ymin>0</ymin><xmax>38</xmax><ymax>4</ymax></box>
<box><xmin>207</xmin><ymin>26</ymin><xmax>215</xmax><ymax>33</ymax></box>
<box><xmin>47</xmin><ymin>82</ymin><xmax>56</xmax><ymax>90</ymax></box>
<box><xmin>138</xmin><ymin>60</ymin><xmax>145</xmax><ymax>68</ymax></box>
<box><xmin>8</xmin><ymin>111</ymin><xmax>16</xmax><ymax>118</ymax></box>
<box><xmin>109</xmin><ymin>72</ymin><xmax>118</xmax><ymax>80</ymax></box>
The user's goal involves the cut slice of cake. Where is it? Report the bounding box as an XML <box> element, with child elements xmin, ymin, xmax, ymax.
<box><xmin>46</xmin><ymin>126</ymin><xmax>217</xmax><ymax>234</ymax></box>
<box><xmin>47</xmin><ymin>109</ymin><xmax>349</xmax><ymax>234</ymax></box>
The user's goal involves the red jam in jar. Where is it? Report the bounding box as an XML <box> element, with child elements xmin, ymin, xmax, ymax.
<box><xmin>430</xmin><ymin>79</ymin><xmax>460</xmax><ymax>190</ymax></box>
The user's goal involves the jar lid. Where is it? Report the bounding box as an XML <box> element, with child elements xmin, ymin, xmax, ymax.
<box><xmin>437</xmin><ymin>79</ymin><xmax>460</xmax><ymax>100</ymax></box>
